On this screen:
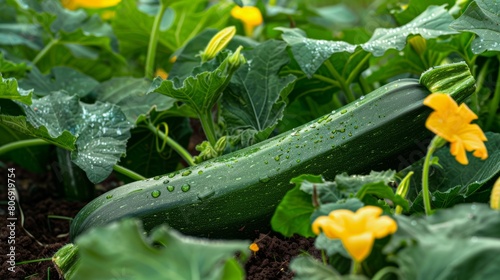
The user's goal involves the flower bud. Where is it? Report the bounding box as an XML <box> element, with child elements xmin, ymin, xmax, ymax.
<box><xmin>200</xmin><ymin>26</ymin><xmax>236</xmax><ymax>62</ymax></box>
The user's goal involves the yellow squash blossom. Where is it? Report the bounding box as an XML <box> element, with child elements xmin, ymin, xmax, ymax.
<box><xmin>230</xmin><ymin>6</ymin><xmax>263</xmax><ymax>37</ymax></box>
<box><xmin>312</xmin><ymin>206</ymin><xmax>397</xmax><ymax>262</ymax></box>
<box><xmin>491</xmin><ymin>177</ymin><xmax>500</xmax><ymax>210</ymax></box>
<box><xmin>249</xmin><ymin>242</ymin><xmax>259</xmax><ymax>255</ymax></box>
<box><xmin>155</xmin><ymin>68</ymin><xmax>168</xmax><ymax>80</ymax></box>
<box><xmin>61</xmin><ymin>0</ymin><xmax>121</xmax><ymax>10</ymax></box>
<box><xmin>423</xmin><ymin>93</ymin><xmax>488</xmax><ymax>165</ymax></box>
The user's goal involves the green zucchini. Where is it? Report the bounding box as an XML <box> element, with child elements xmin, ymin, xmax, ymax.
<box><xmin>70</xmin><ymin>63</ymin><xmax>474</xmax><ymax>240</ymax></box>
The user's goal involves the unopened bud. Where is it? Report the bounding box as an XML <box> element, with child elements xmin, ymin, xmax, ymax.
<box><xmin>200</xmin><ymin>26</ymin><xmax>236</xmax><ymax>62</ymax></box>
<box><xmin>228</xmin><ymin>45</ymin><xmax>246</xmax><ymax>68</ymax></box>
<box><xmin>409</xmin><ymin>35</ymin><xmax>427</xmax><ymax>55</ymax></box>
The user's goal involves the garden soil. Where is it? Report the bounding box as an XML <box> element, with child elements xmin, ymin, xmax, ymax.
<box><xmin>0</xmin><ymin>163</ymin><xmax>321</xmax><ymax>280</ymax></box>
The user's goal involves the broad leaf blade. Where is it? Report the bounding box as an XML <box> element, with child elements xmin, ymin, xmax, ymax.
<box><xmin>19</xmin><ymin>66</ymin><xmax>98</xmax><ymax>98</ymax></box>
<box><xmin>450</xmin><ymin>0</ymin><xmax>500</xmax><ymax>54</ymax></box>
<box><xmin>279</xmin><ymin>5</ymin><xmax>457</xmax><ymax>77</ymax></box>
<box><xmin>0</xmin><ymin>76</ymin><xmax>32</xmax><ymax>105</ymax></box>
<box><xmin>221</xmin><ymin>40</ymin><xmax>296</xmax><ymax>147</ymax></box>
<box><xmin>20</xmin><ymin>92</ymin><xmax>132</xmax><ymax>183</ymax></box>
<box><xmin>403</xmin><ymin>132</ymin><xmax>500</xmax><ymax>211</ymax></box>
<box><xmin>74</xmin><ymin>219</ymin><xmax>249</xmax><ymax>280</ymax></box>
<box><xmin>95</xmin><ymin>77</ymin><xmax>176</xmax><ymax>124</ymax></box>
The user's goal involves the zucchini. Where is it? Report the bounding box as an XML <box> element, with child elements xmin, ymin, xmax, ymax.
<box><xmin>70</xmin><ymin>63</ymin><xmax>474</xmax><ymax>240</ymax></box>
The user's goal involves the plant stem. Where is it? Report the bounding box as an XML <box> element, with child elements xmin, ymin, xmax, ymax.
<box><xmin>32</xmin><ymin>38</ymin><xmax>59</xmax><ymax>65</ymax></box>
<box><xmin>325</xmin><ymin>60</ymin><xmax>356</xmax><ymax>103</ymax></box>
<box><xmin>145</xmin><ymin>3</ymin><xmax>168</xmax><ymax>79</ymax></box>
<box><xmin>351</xmin><ymin>260</ymin><xmax>362</xmax><ymax>275</ymax></box>
<box><xmin>113</xmin><ymin>165</ymin><xmax>147</xmax><ymax>181</ymax></box>
<box><xmin>485</xmin><ymin>63</ymin><xmax>500</xmax><ymax>130</ymax></box>
<box><xmin>371</xmin><ymin>266</ymin><xmax>403</xmax><ymax>280</ymax></box>
<box><xmin>17</xmin><ymin>258</ymin><xmax>52</xmax><ymax>265</ymax></box>
<box><xmin>345</xmin><ymin>52</ymin><xmax>371</xmax><ymax>86</ymax></box>
<box><xmin>198</xmin><ymin>110</ymin><xmax>218</xmax><ymax>147</ymax></box>
<box><xmin>145</xmin><ymin>122</ymin><xmax>196</xmax><ymax>166</ymax></box>
<box><xmin>422</xmin><ymin>136</ymin><xmax>444</xmax><ymax>216</ymax></box>
<box><xmin>0</xmin><ymin>139</ymin><xmax>51</xmax><ymax>155</ymax></box>
<box><xmin>471</xmin><ymin>59</ymin><xmax>491</xmax><ymax>114</ymax></box>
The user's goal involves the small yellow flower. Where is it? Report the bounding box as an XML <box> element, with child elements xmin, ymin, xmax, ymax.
<box><xmin>230</xmin><ymin>6</ymin><xmax>263</xmax><ymax>37</ymax></box>
<box><xmin>423</xmin><ymin>93</ymin><xmax>488</xmax><ymax>165</ymax></box>
<box><xmin>312</xmin><ymin>206</ymin><xmax>397</xmax><ymax>262</ymax></box>
<box><xmin>155</xmin><ymin>68</ymin><xmax>168</xmax><ymax>80</ymax></box>
<box><xmin>200</xmin><ymin>26</ymin><xmax>236</xmax><ymax>62</ymax></box>
<box><xmin>249</xmin><ymin>243</ymin><xmax>259</xmax><ymax>255</ymax></box>
<box><xmin>61</xmin><ymin>0</ymin><xmax>121</xmax><ymax>10</ymax></box>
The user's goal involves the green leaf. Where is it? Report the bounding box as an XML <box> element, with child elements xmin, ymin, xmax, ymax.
<box><xmin>0</xmin><ymin>52</ymin><xmax>31</xmax><ymax>77</ymax></box>
<box><xmin>221</xmin><ymin>40</ymin><xmax>296</xmax><ymax>147</ymax></box>
<box><xmin>148</xmin><ymin>51</ymin><xmax>243</xmax><ymax>117</ymax></box>
<box><xmin>95</xmin><ymin>77</ymin><xmax>176</xmax><ymax>124</ymax></box>
<box><xmin>0</xmin><ymin>115</ymin><xmax>76</xmax><ymax>151</ymax></box>
<box><xmin>403</xmin><ymin>132</ymin><xmax>500</xmax><ymax>211</ymax></box>
<box><xmin>270</xmin><ymin>174</ymin><xmax>320</xmax><ymax>238</ymax></box>
<box><xmin>279</xmin><ymin>5</ymin><xmax>457</xmax><ymax>77</ymax></box>
<box><xmin>290</xmin><ymin>255</ymin><xmax>350</xmax><ymax>280</ymax></box>
<box><xmin>386</xmin><ymin>204</ymin><xmax>500</xmax><ymax>279</ymax></box>
<box><xmin>392</xmin><ymin>0</ymin><xmax>456</xmax><ymax>25</ymax></box>
<box><xmin>0</xmin><ymin>75</ymin><xmax>32</xmax><ymax>105</ymax></box>
<box><xmin>19</xmin><ymin>66</ymin><xmax>98</xmax><ymax>98</ymax></box>
<box><xmin>113</xmin><ymin>0</ymin><xmax>232</xmax><ymax>56</ymax></box>
<box><xmin>20</xmin><ymin>92</ymin><xmax>132</xmax><ymax>183</ymax></box>
<box><xmin>450</xmin><ymin>0</ymin><xmax>500</xmax><ymax>54</ymax></box>
<box><xmin>0</xmin><ymin>23</ymin><xmax>42</xmax><ymax>49</ymax></box>
<box><xmin>169</xmin><ymin>28</ymin><xmax>257</xmax><ymax>81</ymax></box>
<box><xmin>73</xmin><ymin>219</ymin><xmax>249</xmax><ymax>280</ymax></box>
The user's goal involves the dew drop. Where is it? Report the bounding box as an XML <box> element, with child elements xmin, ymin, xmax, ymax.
<box><xmin>166</xmin><ymin>185</ymin><xmax>175</xmax><ymax>192</ymax></box>
<box><xmin>198</xmin><ymin>170</ymin><xmax>204</xmax><ymax>175</ymax></box>
<box><xmin>153</xmin><ymin>175</ymin><xmax>161</xmax><ymax>180</ymax></box>
<box><xmin>151</xmin><ymin>190</ymin><xmax>161</xmax><ymax>198</ymax></box>
<box><xmin>340</xmin><ymin>109</ymin><xmax>348</xmax><ymax>114</ymax></box>
<box><xmin>197</xmin><ymin>189</ymin><xmax>215</xmax><ymax>201</ymax></box>
<box><xmin>274</xmin><ymin>155</ymin><xmax>280</xmax><ymax>161</ymax></box>
<box><xmin>106</xmin><ymin>195</ymin><xmax>113</xmax><ymax>199</ymax></box>
<box><xmin>259</xmin><ymin>176</ymin><xmax>271</xmax><ymax>183</ymax></box>
<box><xmin>296</xmin><ymin>159</ymin><xmax>301</xmax><ymax>163</ymax></box>
<box><xmin>182</xmin><ymin>170</ymin><xmax>192</xmax><ymax>176</ymax></box>
<box><xmin>163</xmin><ymin>180</ymin><xmax>170</xmax><ymax>184</ymax></box>
<box><xmin>181</xmin><ymin>184</ymin><xmax>191</xmax><ymax>192</ymax></box>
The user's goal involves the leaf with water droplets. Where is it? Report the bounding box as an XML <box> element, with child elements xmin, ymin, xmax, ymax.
<box><xmin>0</xmin><ymin>75</ymin><xmax>33</xmax><ymax>105</ymax></box>
<box><xmin>221</xmin><ymin>40</ymin><xmax>296</xmax><ymax>147</ymax></box>
<box><xmin>450</xmin><ymin>0</ymin><xmax>500</xmax><ymax>54</ymax></box>
<box><xmin>19</xmin><ymin>66</ymin><xmax>98</xmax><ymax>98</ymax></box>
<box><xmin>95</xmin><ymin>77</ymin><xmax>175</xmax><ymax>124</ymax></box>
<box><xmin>18</xmin><ymin>91</ymin><xmax>132</xmax><ymax>183</ymax></box>
<box><xmin>278</xmin><ymin>5</ymin><xmax>457</xmax><ymax>76</ymax></box>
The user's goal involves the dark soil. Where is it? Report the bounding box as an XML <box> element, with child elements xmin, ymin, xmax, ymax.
<box><xmin>0</xmin><ymin>163</ymin><xmax>321</xmax><ymax>280</ymax></box>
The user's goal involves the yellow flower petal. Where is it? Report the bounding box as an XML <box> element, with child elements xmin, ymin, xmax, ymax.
<box><xmin>367</xmin><ymin>216</ymin><xmax>398</xmax><ymax>238</ymax></box>
<box><xmin>312</xmin><ymin>216</ymin><xmax>345</xmax><ymax>239</ymax></box>
<box><xmin>342</xmin><ymin>232</ymin><xmax>374</xmax><ymax>262</ymax></box>
<box><xmin>61</xmin><ymin>0</ymin><xmax>121</xmax><ymax>10</ymax></box>
<box><xmin>230</xmin><ymin>6</ymin><xmax>263</xmax><ymax>36</ymax></box>
<box><xmin>424</xmin><ymin>93</ymin><xmax>488</xmax><ymax>165</ymax></box>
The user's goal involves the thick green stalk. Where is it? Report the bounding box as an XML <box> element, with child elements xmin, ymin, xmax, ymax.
<box><xmin>198</xmin><ymin>110</ymin><xmax>218</xmax><ymax>147</ymax></box>
<box><xmin>145</xmin><ymin>122</ymin><xmax>196</xmax><ymax>166</ymax></box>
<box><xmin>112</xmin><ymin>165</ymin><xmax>146</xmax><ymax>181</ymax></box>
<box><xmin>421</xmin><ymin>136</ymin><xmax>445</xmax><ymax>215</ymax></box>
<box><xmin>471</xmin><ymin>59</ymin><xmax>491</xmax><ymax>114</ymax></box>
<box><xmin>32</xmin><ymin>38</ymin><xmax>59</xmax><ymax>65</ymax></box>
<box><xmin>145</xmin><ymin>4</ymin><xmax>168</xmax><ymax>79</ymax></box>
<box><xmin>0</xmin><ymin>139</ymin><xmax>51</xmax><ymax>155</ymax></box>
<box><xmin>485</xmin><ymin>64</ymin><xmax>500</xmax><ymax>130</ymax></box>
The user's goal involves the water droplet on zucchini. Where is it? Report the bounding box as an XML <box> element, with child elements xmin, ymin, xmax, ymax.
<box><xmin>182</xmin><ymin>170</ymin><xmax>192</xmax><ymax>176</ymax></box>
<box><xmin>181</xmin><ymin>184</ymin><xmax>191</xmax><ymax>192</ymax></box>
<box><xmin>151</xmin><ymin>190</ymin><xmax>161</xmax><ymax>198</ymax></box>
<box><xmin>106</xmin><ymin>195</ymin><xmax>113</xmax><ymax>199</ymax></box>
<box><xmin>166</xmin><ymin>185</ymin><xmax>175</xmax><ymax>192</ymax></box>
<box><xmin>259</xmin><ymin>176</ymin><xmax>270</xmax><ymax>183</ymax></box>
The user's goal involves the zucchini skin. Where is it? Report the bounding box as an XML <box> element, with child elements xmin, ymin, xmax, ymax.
<box><xmin>70</xmin><ymin>79</ymin><xmax>462</xmax><ymax>240</ymax></box>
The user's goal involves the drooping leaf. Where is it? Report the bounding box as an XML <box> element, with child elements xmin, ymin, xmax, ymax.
<box><xmin>73</xmin><ymin>219</ymin><xmax>249</xmax><ymax>280</ymax></box>
<box><xmin>386</xmin><ymin>204</ymin><xmax>500</xmax><ymax>279</ymax></box>
<box><xmin>19</xmin><ymin>92</ymin><xmax>132</xmax><ymax>183</ymax></box>
<box><xmin>279</xmin><ymin>5</ymin><xmax>457</xmax><ymax>77</ymax></box>
<box><xmin>0</xmin><ymin>115</ymin><xmax>76</xmax><ymax>151</ymax></box>
<box><xmin>450</xmin><ymin>0</ymin><xmax>500</xmax><ymax>54</ymax></box>
<box><xmin>95</xmin><ymin>77</ymin><xmax>176</xmax><ymax>124</ymax></box>
<box><xmin>403</xmin><ymin>132</ymin><xmax>500</xmax><ymax>211</ymax></box>
<box><xmin>19</xmin><ymin>66</ymin><xmax>98</xmax><ymax>98</ymax></box>
<box><xmin>221</xmin><ymin>40</ymin><xmax>296</xmax><ymax>147</ymax></box>
<box><xmin>0</xmin><ymin>75</ymin><xmax>33</xmax><ymax>105</ymax></box>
